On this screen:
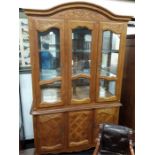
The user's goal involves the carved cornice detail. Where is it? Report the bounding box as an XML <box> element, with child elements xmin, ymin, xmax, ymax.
<box><xmin>51</xmin><ymin>9</ymin><xmax>109</xmax><ymax>21</ymax></box>
<box><xmin>24</xmin><ymin>2</ymin><xmax>132</xmax><ymax>22</ymax></box>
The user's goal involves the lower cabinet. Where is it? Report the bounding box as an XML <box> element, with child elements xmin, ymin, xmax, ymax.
<box><xmin>34</xmin><ymin>106</ymin><xmax>119</xmax><ymax>154</ymax></box>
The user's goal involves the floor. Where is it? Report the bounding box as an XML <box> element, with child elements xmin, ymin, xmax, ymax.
<box><xmin>20</xmin><ymin>148</ymin><xmax>94</xmax><ymax>155</ymax></box>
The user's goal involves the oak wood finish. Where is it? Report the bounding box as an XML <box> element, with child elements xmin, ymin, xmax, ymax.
<box><xmin>68</xmin><ymin>110</ymin><xmax>92</xmax><ymax>147</ymax></box>
<box><xmin>25</xmin><ymin>2</ymin><xmax>132</xmax><ymax>155</ymax></box>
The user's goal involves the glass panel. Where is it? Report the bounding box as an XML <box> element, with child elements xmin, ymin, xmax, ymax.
<box><xmin>72</xmin><ymin>28</ymin><xmax>92</xmax><ymax>75</ymax></box>
<box><xmin>72</xmin><ymin>78</ymin><xmax>90</xmax><ymax>100</ymax></box>
<box><xmin>99</xmin><ymin>80</ymin><xmax>116</xmax><ymax>98</ymax></box>
<box><xmin>41</xmin><ymin>81</ymin><xmax>61</xmax><ymax>103</ymax></box>
<box><xmin>100</xmin><ymin>31</ymin><xmax>120</xmax><ymax>77</ymax></box>
<box><xmin>38</xmin><ymin>28</ymin><xmax>60</xmax><ymax>80</ymax></box>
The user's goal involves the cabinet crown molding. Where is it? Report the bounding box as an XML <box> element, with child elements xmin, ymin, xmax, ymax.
<box><xmin>24</xmin><ymin>2</ymin><xmax>133</xmax><ymax>22</ymax></box>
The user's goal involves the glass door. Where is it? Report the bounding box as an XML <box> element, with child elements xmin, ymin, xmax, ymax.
<box><xmin>96</xmin><ymin>23</ymin><xmax>126</xmax><ymax>102</ymax></box>
<box><xmin>32</xmin><ymin>19</ymin><xmax>65</xmax><ymax>107</ymax></box>
<box><xmin>39</xmin><ymin>28</ymin><xmax>62</xmax><ymax>104</ymax></box>
<box><xmin>68</xmin><ymin>21</ymin><xmax>97</xmax><ymax>104</ymax></box>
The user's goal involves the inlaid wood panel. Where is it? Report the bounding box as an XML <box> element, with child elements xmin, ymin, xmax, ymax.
<box><xmin>94</xmin><ymin>108</ymin><xmax>119</xmax><ymax>142</ymax></box>
<box><xmin>37</xmin><ymin>113</ymin><xmax>65</xmax><ymax>151</ymax></box>
<box><xmin>68</xmin><ymin>110</ymin><xmax>92</xmax><ymax>147</ymax></box>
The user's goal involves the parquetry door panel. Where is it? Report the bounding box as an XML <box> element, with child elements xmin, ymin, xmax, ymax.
<box><xmin>94</xmin><ymin>108</ymin><xmax>119</xmax><ymax>142</ymax></box>
<box><xmin>68</xmin><ymin>110</ymin><xmax>92</xmax><ymax>147</ymax></box>
<box><xmin>37</xmin><ymin>113</ymin><xmax>65</xmax><ymax>151</ymax></box>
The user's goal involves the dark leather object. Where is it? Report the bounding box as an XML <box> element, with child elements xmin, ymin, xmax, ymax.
<box><xmin>99</xmin><ymin>123</ymin><xmax>132</xmax><ymax>155</ymax></box>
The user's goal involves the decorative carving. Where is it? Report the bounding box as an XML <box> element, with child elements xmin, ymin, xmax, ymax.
<box><xmin>101</xmin><ymin>23</ymin><xmax>126</xmax><ymax>33</ymax></box>
<box><xmin>25</xmin><ymin>2</ymin><xmax>132</xmax><ymax>22</ymax></box>
<box><xmin>34</xmin><ymin>19</ymin><xmax>63</xmax><ymax>32</ymax></box>
<box><xmin>38</xmin><ymin>113</ymin><xmax>64</xmax><ymax>150</ymax></box>
<box><xmin>69</xmin><ymin>111</ymin><xmax>92</xmax><ymax>146</ymax></box>
<box><xmin>51</xmin><ymin>9</ymin><xmax>110</xmax><ymax>21</ymax></box>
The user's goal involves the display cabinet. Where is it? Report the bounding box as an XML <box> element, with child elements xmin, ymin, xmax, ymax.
<box><xmin>25</xmin><ymin>2</ymin><xmax>132</xmax><ymax>154</ymax></box>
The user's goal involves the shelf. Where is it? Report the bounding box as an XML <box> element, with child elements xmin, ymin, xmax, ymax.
<box><xmin>72</xmin><ymin>49</ymin><xmax>91</xmax><ymax>53</ymax></box>
<box><xmin>102</xmin><ymin>49</ymin><xmax>119</xmax><ymax>54</ymax></box>
<box><xmin>100</xmin><ymin>68</ymin><xmax>116</xmax><ymax>77</ymax></box>
<box><xmin>40</xmin><ymin>69</ymin><xmax>60</xmax><ymax>80</ymax></box>
<box><xmin>72</xmin><ymin>68</ymin><xmax>90</xmax><ymax>75</ymax></box>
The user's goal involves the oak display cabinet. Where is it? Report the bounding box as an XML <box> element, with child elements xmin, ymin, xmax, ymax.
<box><xmin>25</xmin><ymin>2</ymin><xmax>132</xmax><ymax>155</ymax></box>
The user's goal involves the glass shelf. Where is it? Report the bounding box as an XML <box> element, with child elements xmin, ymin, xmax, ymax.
<box><xmin>102</xmin><ymin>49</ymin><xmax>119</xmax><ymax>54</ymax></box>
<box><xmin>100</xmin><ymin>68</ymin><xmax>116</xmax><ymax>77</ymax></box>
<box><xmin>40</xmin><ymin>69</ymin><xmax>61</xmax><ymax>80</ymax></box>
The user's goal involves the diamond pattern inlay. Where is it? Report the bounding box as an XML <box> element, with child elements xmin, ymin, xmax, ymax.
<box><xmin>69</xmin><ymin>111</ymin><xmax>92</xmax><ymax>145</ymax></box>
<box><xmin>94</xmin><ymin>108</ymin><xmax>118</xmax><ymax>142</ymax></box>
<box><xmin>38</xmin><ymin>113</ymin><xmax>64</xmax><ymax>149</ymax></box>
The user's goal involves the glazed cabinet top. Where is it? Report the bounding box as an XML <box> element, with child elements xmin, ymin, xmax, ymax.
<box><xmin>25</xmin><ymin>2</ymin><xmax>132</xmax><ymax>111</ymax></box>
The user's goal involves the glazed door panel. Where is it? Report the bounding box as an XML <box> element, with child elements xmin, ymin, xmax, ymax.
<box><xmin>96</xmin><ymin>22</ymin><xmax>127</xmax><ymax>102</ymax></box>
<box><xmin>37</xmin><ymin>113</ymin><xmax>65</xmax><ymax>151</ymax></box>
<box><xmin>68</xmin><ymin>110</ymin><xmax>93</xmax><ymax>147</ymax></box>
<box><xmin>29</xmin><ymin>18</ymin><xmax>66</xmax><ymax>108</ymax></box>
<box><xmin>94</xmin><ymin>108</ymin><xmax>119</xmax><ymax>142</ymax></box>
<box><xmin>67</xmin><ymin>21</ymin><xmax>98</xmax><ymax>104</ymax></box>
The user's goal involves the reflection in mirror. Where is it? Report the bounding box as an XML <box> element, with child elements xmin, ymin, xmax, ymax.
<box><xmin>99</xmin><ymin>80</ymin><xmax>116</xmax><ymax>98</ymax></box>
<box><xmin>72</xmin><ymin>27</ymin><xmax>92</xmax><ymax>75</ymax></box>
<box><xmin>72</xmin><ymin>78</ymin><xmax>90</xmax><ymax>100</ymax></box>
<box><xmin>41</xmin><ymin>81</ymin><xmax>61</xmax><ymax>103</ymax></box>
<box><xmin>100</xmin><ymin>31</ymin><xmax>120</xmax><ymax>77</ymax></box>
<box><xmin>38</xmin><ymin>28</ymin><xmax>60</xmax><ymax>80</ymax></box>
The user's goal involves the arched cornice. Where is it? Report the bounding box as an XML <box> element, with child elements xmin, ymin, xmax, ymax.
<box><xmin>24</xmin><ymin>2</ymin><xmax>133</xmax><ymax>22</ymax></box>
